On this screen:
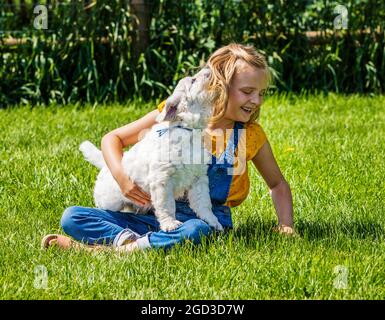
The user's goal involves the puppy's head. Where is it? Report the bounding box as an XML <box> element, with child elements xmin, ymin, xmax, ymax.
<box><xmin>156</xmin><ymin>67</ymin><xmax>214</xmax><ymax>128</ymax></box>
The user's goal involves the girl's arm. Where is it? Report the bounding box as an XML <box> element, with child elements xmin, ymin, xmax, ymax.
<box><xmin>100</xmin><ymin>109</ymin><xmax>159</xmax><ymax>206</ymax></box>
<box><xmin>252</xmin><ymin>141</ymin><xmax>295</xmax><ymax>234</ymax></box>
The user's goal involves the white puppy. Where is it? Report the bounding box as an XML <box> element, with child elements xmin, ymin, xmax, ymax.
<box><xmin>80</xmin><ymin>67</ymin><xmax>223</xmax><ymax>232</ymax></box>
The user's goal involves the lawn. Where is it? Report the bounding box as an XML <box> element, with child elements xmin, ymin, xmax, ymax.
<box><xmin>0</xmin><ymin>94</ymin><xmax>384</xmax><ymax>299</ymax></box>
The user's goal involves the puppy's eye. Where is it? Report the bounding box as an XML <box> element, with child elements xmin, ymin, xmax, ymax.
<box><xmin>191</xmin><ymin>78</ymin><xmax>196</xmax><ymax>84</ymax></box>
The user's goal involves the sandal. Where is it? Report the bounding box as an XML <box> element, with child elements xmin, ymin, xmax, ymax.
<box><xmin>41</xmin><ymin>234</ymin><xmax>112</xmax><ymax>253</ymax></box>
<box><xmin>41</xmin><ymin>234</ymin><xmax>82</xmax><ymax>250</ymax></box>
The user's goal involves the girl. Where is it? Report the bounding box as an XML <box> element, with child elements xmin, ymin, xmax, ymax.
<box><xmin>42</xmin><ymin>43</ymin><xmax>295</xmax><ymax>253</ymax></box>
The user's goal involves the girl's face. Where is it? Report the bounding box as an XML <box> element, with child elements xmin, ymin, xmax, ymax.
<box><xmin>225</xmin><ymin>61</ymin><xmax>268</xmax><ymax>124</ymax></box>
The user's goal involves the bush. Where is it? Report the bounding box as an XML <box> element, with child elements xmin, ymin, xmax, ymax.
<box><xmin>0</xmin><ymin>0</ymin><xmax>384</xmax><ymax>106</ymax></box>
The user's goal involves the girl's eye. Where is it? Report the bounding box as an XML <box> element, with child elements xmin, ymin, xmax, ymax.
<box><xmin>242</xmin><ymin>90</ymin><xmax>252</xmax><ymax>94</ymax></box>
<box><xmin>259</xmin><ymin>90</ymin><xmax>266</xmax><ymax>97</ymax></box>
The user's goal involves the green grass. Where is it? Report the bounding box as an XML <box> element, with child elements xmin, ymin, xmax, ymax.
<box><xmin>0</xmin><ymin>94</ymin><xmax>384</xmax><ymax>299</ymax></box>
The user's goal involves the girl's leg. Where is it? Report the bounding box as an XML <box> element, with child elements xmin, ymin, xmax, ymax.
<box><xmin>142</xmin><ymin>219</ymin><xmax>213</xmax><ymax>250</ymax></box>
<box><xmin>60</xmin><ymin>206</ymin><xmax>154</xmax><ymax>246</ymax></box>
<box><xmin>118</xmin><ymin>203</ymin><xmax>216</xmax><ymax>251</ymax></box>
<box><xmin>60</xmin><ymin>203</ymin><xmax>219</xmax><ymax>251</ymax></box>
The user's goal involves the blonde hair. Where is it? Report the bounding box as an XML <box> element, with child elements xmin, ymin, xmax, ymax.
<box><xmin>204</xmin><ymin>43</ymin><xmax>270</xmax><ymax>125</ymax></box>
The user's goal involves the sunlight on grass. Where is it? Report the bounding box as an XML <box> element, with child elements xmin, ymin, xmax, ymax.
<box><xmin>0</xmin><ymin>94</ymin><xmax>384</xmax><ymax>299</ymax></box>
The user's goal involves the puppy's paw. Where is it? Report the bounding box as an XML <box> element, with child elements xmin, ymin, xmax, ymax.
<box><xmin>203</xmin><ymin>216</ymin><xmax>224</xmax><ymax>231</ymax></box>
<box><xmin>211</xmin><ymin>221</ymin><xmax>224</xmax><ymax>232</ymax></box>
<box><xmin>160</xmin><ymin>219</ymin><xmax>183</xmax><ymax>232</ymax></box>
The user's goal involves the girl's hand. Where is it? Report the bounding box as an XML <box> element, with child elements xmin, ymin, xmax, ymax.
<box><xmin>272</xmin><ymin>224</ymin><xmax>297</xmax><ymax>236</ymax></box>
<box><xmin>118</xmin><ymin>175</ymin><xmax>151</xmax><ymax>207</ymax></box>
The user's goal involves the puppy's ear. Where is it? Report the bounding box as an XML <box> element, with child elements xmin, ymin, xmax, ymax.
<box><xmin>195</xmin><ymin>66</ymin><xmax>211</xmax><ymax>79</ymax></box>
<box><xmin>156</xmin><ymin>77</ymin><xmax>191</xmax><ymax>123</ymax></box>
<box><xmin>156</xmin><ymin>93</ymin><xmax>181</xmax><ymax>123</ymax></box>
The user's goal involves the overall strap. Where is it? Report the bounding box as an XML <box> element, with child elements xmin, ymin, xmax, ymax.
<box><xmin>214</xmin><ymin>121</ymin><xmax>244</xmax><ymax>166</ymax></box>
<box><xmin>208</xmin><ymin>121</ymin><xmax>244</xmax><ymax>206</ymax></box>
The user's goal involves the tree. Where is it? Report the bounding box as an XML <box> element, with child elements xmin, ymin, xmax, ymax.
<box><xmin>130</xmin><ymin>0</ymin><xmax>151</xmax><ymax>63</ymax></box>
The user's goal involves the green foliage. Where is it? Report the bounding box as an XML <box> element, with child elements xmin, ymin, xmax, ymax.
<box><xmin>0</xmin><ymin>0</ymin><xmax>384</xmax><ymax>107</ymax></box>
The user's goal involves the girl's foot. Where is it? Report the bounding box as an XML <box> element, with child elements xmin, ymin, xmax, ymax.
<box><xmin>41</xmin><ymin>234</ymin><xmax>109</xmax><ymax>252</ymax></box>
<box><xmin>115</xmin><ymin>241</ymin><xmax>139</xmax><ymax>253</ymax></box>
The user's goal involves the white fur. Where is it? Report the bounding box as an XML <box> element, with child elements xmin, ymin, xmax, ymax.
<box><xmin>80</xmin><ymin>68</ymin><xmax>223</xmax><ymax>232</ymax></box>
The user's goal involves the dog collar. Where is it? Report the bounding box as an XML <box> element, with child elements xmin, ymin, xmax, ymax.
<box><xmin>156</xmin><ymin>125</ymin><xmax>193</xmax><ymax>137</ymax></box>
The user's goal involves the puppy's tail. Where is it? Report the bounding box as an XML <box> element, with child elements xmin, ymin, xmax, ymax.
<box><xmin>79</xmin><ymin>140</ymin><xmax>106</xmax><ymax>170</ymax></box>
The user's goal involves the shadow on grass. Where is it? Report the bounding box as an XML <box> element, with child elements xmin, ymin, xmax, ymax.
<box><xmin>295</xmin><ymin>219</ymin><xmax>385</xmax><ymax>241</ymax></box>
<box><xmin>220</xmin><ymin>218</ymin><xmax>385</xmax><ymax>245</ymax></box>
<box><xmin>99</xmin><ymin>218</ymin><xmax>385</xmax><ymax>256</ymax></box>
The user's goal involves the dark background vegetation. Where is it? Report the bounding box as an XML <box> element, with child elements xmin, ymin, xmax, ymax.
<box><xmin>0</xmin><ymin>0</ymin><xmax>384</xmax><ymax>106</ymax></box>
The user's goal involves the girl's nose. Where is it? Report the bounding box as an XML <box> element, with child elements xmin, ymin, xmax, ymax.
<box><xmin>250</xmin><ymin>93</ymin><xmax>262</xmax><ymax>107</ymax></box>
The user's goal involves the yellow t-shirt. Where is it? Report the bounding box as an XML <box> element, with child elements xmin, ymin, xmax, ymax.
<box><xmin>157</xmin><ymin>100</ymin><xmax>267</xmax><ymax>207</ymax></box>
